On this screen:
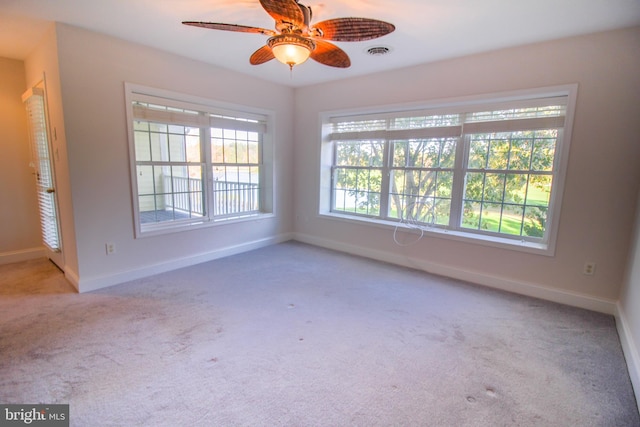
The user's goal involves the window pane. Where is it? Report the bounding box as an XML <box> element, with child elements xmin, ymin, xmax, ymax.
<box><xmin>500</xmin><ymin>204</ymin><xmax>524</xmax><ymax>236</ymax></box>
<box><xmin>468</xmin><ymin>138</ymin><xmax>489</xmax><ymax>169</ymax></box>
<box><xmin>134</xmin><ymin>129</ymin><xmax>151</xmax><ymax>161</ymax></box>
<box><xmin>136</xmin><ymin>165</ymin><xmax>154</xmax><ymax>196</ymax></box>
<box><xmin>134</xmin><ymin>123</ymin><xmax>202</xmax><ymax>164</ymax></box>
<box><xmin>213</xmin><ymin>166</ymin><xmax>260</xmax><ymax>216</ymax></box>
<box><xmin>336</xmin><ymin>141</ymin><xmax>384</xmax><ymax>167</ymax></box>
<box><xmin>224</xmin><ymin>131</ymin><xmax>237</xmax><ymax>163</ymax></box>
<box><xmin>169</xmin><ymin>133</ymin><xmax>186</xmax><ymax>162</ymax></box>
<box><xmin>487</xmin><ymin>138</ymin><xmax>509</xmax><ymax>169</ymax></box>
<box><xmin>481</xmin><ymin>202</ymin><xmax>502</xmax><ymax>232</ymax></box>
<box><xmin>237</xmin><ymin>138</ymin><xmax>249</xmax><ymax>164</ymax></box>
<box><xmin>388</xmin><ymin>169</ymin><xmax>451</xmax><ymax>224</ymax></box>
<box><xmin>436</xmin><ymin>171</ymin><xmax>454</xmax><ymax>198</ymax></box>
<box><xmin>150</xmin><ymin>132</ymin><xmax>166</xmax><ymax>162</ymax></box>
<box><xmin>433</xmin><ymin>199</ymin><xmax>451</xmax><ymax>226</ymax></box>
<box><xmin>393</xmin><ymin>139</ymin><xmax>442</xmax><ymax>168</ymax></box>
<box><xmin>464</xmin><ymin>173</ymin><xmax>485</xmax><ymax>203</ymax></box>
<box><xmin>212</xmin><ymin>133</ymin><xmax>224</xmax><ymax>163</ymax></box>
<box><xmin>523</xmin><ymin>206</ymin><xmax>548</xmax><ymax>238</ymax></box>
<box><xmin>248</xmin><ymin>139</ymin><xmax>259</xmax><ymax>164</ymax></box>
<box><xmin>440</xmin><ymin>139</ymin><xmax>457</xmax><ymax>168</ymax></box>
<box><xmin>463</xmin><ymin>128</ymin><xmax>558</xmax><ymax>239</ymax></box>
<box><xmin>462</xmin><ymin>201</ymin><xmax>482</xmax><ymax>229</ymax></box>
<box><xmin>162</xmin><ymin>165</ymin><xmax>204</xmax><ymax>218</ymax></box>
<box><xmin>504</xmin><ymin>174</ymin><xmax>527</xmax><ymax>204</ymax></box>
<box><xmin>509</xmin><ymin>138</ymin><xmax>532</xmax><ymax>170</ymax></box>
<box><xmin>332</xmin><ymin>167</ymin><xmax>381</xmax><ymax>216</ymax></box>
<box><xmin>526</xmin><ymin>175</ymin><xmax>552</xmax><ymax>207</ymax></box>
<box><xmin>186</xmin><ymin>131</ymin><xmax>201</xmax><ymax>163</ymax></box>
<box><xmin>483</xmin><ymin>173</ymin><xmax>505</xmax><ymax>202</ymax></box>
<box><xmin>531</xmin><ymin>131</ymin><xmax>557</xmax><ymax>171</ymax></box>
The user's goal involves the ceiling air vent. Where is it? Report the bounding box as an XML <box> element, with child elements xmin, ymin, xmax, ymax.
<box><xmin>366</xmin><ymin>46</ymin><xmax>392</xmax><ymax>56</ymax></box>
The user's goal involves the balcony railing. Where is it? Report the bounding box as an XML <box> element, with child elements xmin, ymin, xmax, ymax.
<box><xmin>168</xmin><ymin>176</ymin><xmax>204</xmax><ymax>215</ymax></box>
<box><xmin>164</xmin><ymin>176</ymin><xmax>259</xmax><ymax>217</ymax></box>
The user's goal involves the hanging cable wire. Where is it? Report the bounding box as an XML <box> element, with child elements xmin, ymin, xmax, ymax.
<box><xmin>393</xmin><ymin>200</ymin><xmax>436</xmax><ymax>246</ymax></box>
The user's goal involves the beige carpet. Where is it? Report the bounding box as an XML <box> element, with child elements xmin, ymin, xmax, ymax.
<box><xmin>1</xmin><ymin>242</ymin><xmax>638</xmax><ymax>426</ymax></box>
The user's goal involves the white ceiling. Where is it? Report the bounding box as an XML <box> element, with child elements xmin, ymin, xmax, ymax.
<box><xmin>1</xmin><ymin>0</ymin><xmax>639</xmax><ymax>87</ymax></box>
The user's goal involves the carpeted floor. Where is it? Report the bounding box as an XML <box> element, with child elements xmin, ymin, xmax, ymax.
<box><xmin>1</xmin><ymin>242</ymin><xmax>638</xmax><ymax>426</ymax></box>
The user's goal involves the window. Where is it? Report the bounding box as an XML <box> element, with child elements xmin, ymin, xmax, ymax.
<box><xmin>125</xmin><ymin>84</ymin><xmax>273</xmax><ymax>236</ymax></box>
<box><xmin>321</xmin><ymin>86</ymin><xmax>577</xmax><ymax>254</ymax></box>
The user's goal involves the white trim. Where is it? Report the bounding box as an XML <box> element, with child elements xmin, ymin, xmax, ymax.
<box><xmin>318</xmin><ymin>212</ymin><xmax>551</xmax><ymax>256</ymax></box>
<box><xmin>0</xmin><ymin>247</ymin><xmax>46</xmax><ymax>265</ymax></box>
<box><xmin>75</xmin><ymin>233</ymin><xmax>294</xmax><ymax>293</ymax></box>
<box><xmin>616</xmin><ymin>303</ymin><xmax>640</xmax><ymax>413</ymax></box>
<box><xmin>293</xmin><ymin>233</ymin><xmax>617</xmax><ymax>314</ymax></box>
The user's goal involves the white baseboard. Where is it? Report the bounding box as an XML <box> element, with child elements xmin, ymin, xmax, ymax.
<box><xmin>76</xmin><ymin>233</ymin><xmax>294</xmax><ymax>293</ymax></box>
<box><xmin>293</xmin><ymin>233</ymin><xmax>617</xmax><ymax>315</ymax></box>
<box><xmin>0</xmin><ymin>247</ymin><xmax>45</xmax><ymax>265</ymax></box>
<box><xmin>616</xmin><ymin>304</ymin><xmax>640</xmax><ymax>413</ymax></box>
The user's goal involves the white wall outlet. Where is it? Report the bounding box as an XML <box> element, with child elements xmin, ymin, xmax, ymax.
<box><xmin>583</xmin><ymin>262</ymin><xmax>596</xmax><ymax>275</ymax></box>
<box><xmin>106</xmin><ymin>242</ymin><xmax>116</xmax><ymax>255</ymax></box>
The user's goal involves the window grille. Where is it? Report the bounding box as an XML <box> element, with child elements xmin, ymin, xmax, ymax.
<box><xmin>323</xmin><ymin>87</ymin><xmax>576</xmax><ymax>252</ymax></box>
<box><xmin>126</xmin><ymin>85</ymin><xmax>270</xmax><ymax>236</ymax></box>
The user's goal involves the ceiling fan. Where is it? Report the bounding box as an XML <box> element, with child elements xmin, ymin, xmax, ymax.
<box><xmin>182</xmin><ymin>0</ymin><xmax>395</xmax><ymax>70</ymax></box>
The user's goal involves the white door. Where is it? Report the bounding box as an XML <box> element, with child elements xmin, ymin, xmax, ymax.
<box><xmin>22</xmin><ymin>83</ymin><xmax>64</xmax><ymax>269</ymax></box>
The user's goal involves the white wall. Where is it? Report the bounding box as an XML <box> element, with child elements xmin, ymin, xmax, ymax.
<box><xmin>293</xmin><ymin>27</ymin><xmax>640</xmax><ymax>310</ymax></box>
<box><xmin>25</xmin><ymin>24</ymin><xmax>295</xmax><ymax>291</ymax></box>
<box><xmin>0</xmin><ymin>57</ymin><xmax>42</xmax><ymax>263</ymax></box>
<box><xmin>619</xmin><ymin>190</ymin><xmax>640</xmax><ymax>407</ymax></box>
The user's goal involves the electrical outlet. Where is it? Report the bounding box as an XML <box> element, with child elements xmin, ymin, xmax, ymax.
<box><xmin>583</xmin><ymin>262</ymin><xmax>596</xmax><ymax>275</ymax></box>
<box><xmin>106</xmin><ymin>242</ymin><xmax>116</xmax><ymax>255</ymax></box>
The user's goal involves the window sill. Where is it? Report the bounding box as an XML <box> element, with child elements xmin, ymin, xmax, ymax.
<box><xmin>136</xmin><ymin>212</ymin><xmax>275</xmax><ymax>238</ymax></box>
<box><xmin>318</xmin><ymin>212</ymin><xmax>554</xmax><ymax>256</ymax></box>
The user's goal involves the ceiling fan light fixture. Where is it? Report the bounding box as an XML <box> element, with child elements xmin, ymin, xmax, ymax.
<box><xmin>268</xmin><ymin>34</ymin><xmax>315</xmax><ymax>69</ymax></box>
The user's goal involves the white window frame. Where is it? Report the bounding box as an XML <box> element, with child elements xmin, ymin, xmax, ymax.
<box><xmin>125</xmin><ymin>83</ymin><xmax>275</xmax><ymax>237</ymax></box>
<box><xmin>319</xmin><ymin>85</ymin><xmax>578</xmax><ymax>256</ymax></box>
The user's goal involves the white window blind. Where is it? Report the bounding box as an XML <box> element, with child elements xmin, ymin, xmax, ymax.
<box><xmin>328</xmin><ymin>97</ymin><xmax>567</xmax><ymax>142</ymax></box>
<box><xmin>22</xmin><ymin>87</ymin><xmax>60</xmax><ymax>251</ymax></box>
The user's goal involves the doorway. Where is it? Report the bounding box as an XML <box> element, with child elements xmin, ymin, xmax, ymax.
<box><xmin>22</xmin><ymin>80</ymin><xmax>64</xmax><ymax>269</ymax></box>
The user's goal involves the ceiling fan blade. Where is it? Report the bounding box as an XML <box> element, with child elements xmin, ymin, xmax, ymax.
<box><xmin>312</xmin><ymin>18</ymin><xmax>395</xmax><ymax>42</ymax></box>
<box><xmin>182</xmin><ymin>21</ymin><xmax>276</xmax><ymax>36</ymax></box>
<box><xmin>259</xmin><ymin>0</ymin><xmax>305</xmax><ymax>27</ymax></box>
<box><xmin>250</xmin><ymin>45</ymin><xmax>275</xmax><ymax>65</ymax></box>
<box><xmin>310</xmin><ymin>39</ymin><xmax>350</xmax><ymax>68</ymax></box>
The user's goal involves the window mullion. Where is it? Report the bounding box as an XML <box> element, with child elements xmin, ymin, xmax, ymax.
<box><xmin>202</xmin><ymin>124</ymin><xmax>213</xmax><ymax>221</ymax></box>
<box><xmin>449</xmin><ymin>132</ymin><xmax>468</xmax><ymax>230</ymax></box>
<box><xmin>379</xmin><ymin>138</ymin><xmax>392</xmax><ymax>219</ymax></box>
